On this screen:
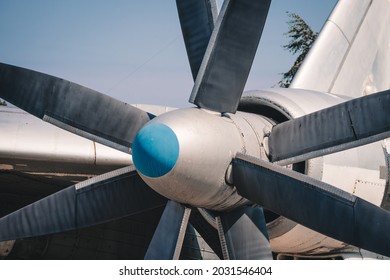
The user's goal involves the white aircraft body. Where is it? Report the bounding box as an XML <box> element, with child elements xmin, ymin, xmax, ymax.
<box><xmin>0</xmin><ymin>0</ymin><xmax>389</xmax><ymax>260</ymax></box>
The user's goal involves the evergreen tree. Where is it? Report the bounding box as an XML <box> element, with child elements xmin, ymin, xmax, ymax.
<box><xmin>279</xmin><ymin>12</ymin><xmax>318</xmax><ymax>88</ymax></box>
<box><xmin>0</xmin><ymin>99</ymin><xmax>6</xmax><ymax>106</ymax></box>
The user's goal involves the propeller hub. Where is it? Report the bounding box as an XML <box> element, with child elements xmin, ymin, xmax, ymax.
<box><xmin>131</xmin><ymin>108</ymin><xmax>271</xmax><ymax>211</ymax></box>
<box><xmin>132</xmin><ymin>123</ymin><xmax>179</xmax><ymax>178</ymax></box>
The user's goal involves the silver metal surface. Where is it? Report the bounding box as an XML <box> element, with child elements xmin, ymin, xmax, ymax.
<box><xmin>138</xmin><ymin>107</ymin><xmax>273</xmax><ymax>211</ymax></box>
<box><xmin>0</xmin><ymin>107</ymin><xmax>131</xmax><ymax>175</ymax></box>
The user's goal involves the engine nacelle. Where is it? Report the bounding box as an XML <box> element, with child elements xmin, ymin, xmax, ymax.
<box><xmin>239</xmin><ymin>88</ymin><xmax>389</xmax><ymax>256</ymax></box>
<box><xmin>132</xmin><ymin>87</ymin><xmax>388</xmax><ymax>256</ymax></box>
<box><xmin>133</xmin><ymin>107</ymin><xmax>274</xmax><ymax>211</ymax></box>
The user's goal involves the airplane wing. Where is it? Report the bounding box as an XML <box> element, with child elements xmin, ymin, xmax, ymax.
<box><xmin>290</xmin><ymin>0</ymin><xmax>390</xmax><ymax>98</ymax></box>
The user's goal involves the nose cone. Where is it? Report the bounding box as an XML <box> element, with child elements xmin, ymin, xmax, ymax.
<box><xmin>132</xmin><ymin>123</ymin><xmax>179</xmax><ymax>178</ymax></box>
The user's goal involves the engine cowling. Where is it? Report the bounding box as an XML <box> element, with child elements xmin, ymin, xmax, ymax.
<box><xmin>133</xmin><ymin>107</ymin><xmax>274</xmax><ymax>211</ymax></box>
<box><xmin>239</xmin><ymin>88</ymin><xmax>389</xmax><ymax>256</ymax></box>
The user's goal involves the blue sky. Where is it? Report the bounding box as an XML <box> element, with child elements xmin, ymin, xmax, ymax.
<box><xmin>0</xmin><ymin>0</ymin><xmax>337</xmax><ymax>108</ymax></box>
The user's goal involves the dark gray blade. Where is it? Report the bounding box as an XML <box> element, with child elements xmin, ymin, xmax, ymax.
<box><xmin>0</xmin><ymin>166</ymin><xmax>167</xmax><ymax>241</ymax></box>
<box><xmin>216</xmin><ymin>206</ymin><xmax>273</xmax><ymax>260</ymax></box>
<box><xmin>190</xmin><ymin>208</ymin><xmax>223</xmax><ymax>259</ymax></box>
<box><xmin>144</xmin><ymin>201</ymin><xmax>191</xmax><ymax>260</ymax></box>
<box><xmin>176</xmin><ymin>0</ymin><xmax>218</xmax><ymax>80</ymax></box>
<box><xmin>0</xmin><ymin>63</ymin><xmax>152</xmax><ymax>153</ymax></box>
<box><xmin>233</xmin><ymin>153</ymin><xmax>390</xmax><ymax>257</ymax></box>
<box><xmin>189</xmin><ymin>0</ymin><xmax>271</xmax><ymax>113</ymax></box>
<box><xmin>268</xmin><ymin>89</ymin><xmax>390</xmax><ymax>165</ymax></box>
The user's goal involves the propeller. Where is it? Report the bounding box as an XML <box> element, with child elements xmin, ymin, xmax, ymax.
<box><xmin>233</xmin><ymin>153</ymin><xmax>390</xmax><ymax>258</ymax></box>
<box><xmin>144</xmin><ymin>201</ymin><xmax>191</xmax><ymax>260</ymax></box>
<box><xmin>1</xmin><ymin>0</ymin><xmax>389</xmax><ymax>260</ymax></box>
<box><xmin>216</xmin><ymin>206</ymin><xmax>273</xmax><ymax>260</ymax></box>
<box><xmin>189</xmin><ymin>0</ymin><xmax>271</xmax><ymax>113</ymax></box>
<box><xmin>268</xmin><ymin>89</ymin><xmax>390</xmax><ymax>165</ymax></box>
<box><xmin>176</xmin><ymin>0</ymin><xmax>218</xmax><ymax>81</ymax></box>
<box><xmin>0</xmin><ymin>166</ymin><xmax>167</xmax><ymax>241</ymax></box>
<box><xmin>0</xmin><ymin>63</ymin><xmax>152</xmax><ymax>153</ymax></box>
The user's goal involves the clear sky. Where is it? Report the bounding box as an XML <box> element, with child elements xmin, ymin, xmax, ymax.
<box><xmin>0</xmin><ymin>0</ymin><xmax>337</xmax><ymax>108</ymax></box>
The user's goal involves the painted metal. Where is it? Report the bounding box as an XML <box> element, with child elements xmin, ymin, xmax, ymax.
<box><xmin>0</xmin><ymin>166</ymin><xmax>167</xmax><ymax>242</ymax></box>
<box><xmin>291</xmin><ymin>0</ymin><xmax>390</xmax><ymax>98</ymax></box>
<box><xmin>133</xmin><ymin>123</ymin><xmax>180</xmax><ymax>178</ymax></box>
<box><xmin>217</xmin><ymin>206</ymin><xmax>273</xmax><ymax>260</ymax></box>
<box><xmin>189</xmin><ymin>0</ymin><xmax>271</xmax><ymax>113</ymax></box>
<box><xmin>0</xmin><ymin>63</ymin><xmax>152</xmax><ymax>153</ymax></box>
<box><xmin>240</xmin><ymin>88</ymin><xmax>388</xmax><ymax>256</ymax></box>
<box><xmin>0</xmin><ymin>0</ymin><xmax>389</xmax><ymax>260</ymax></box>
<box><xmin>144</xmin><ymin>201</ymin><xmax>190</xmax><ymax>260</ymax></box>
<box><xmin>135</xmin><ymin>107</ymin><xmax>273</xmax><ymax>211</ymax></box>
<box><xmin>0</xmin><ymin>105</ymin><xmax>173</xmax><ymax>174</ymax></box>
<box><xmin>268</xmin><ymin>89</ymin><xmax>390</xmax><ymax>165</ymax></box>
<box><xmin>233</xmin><ymin>153</ymin><xmax>390</xmax><ymax>257</ymax></box>
<box><xmin>176</xmin><ymin>0</ymin><xmax>218</xmax><ymax>80</ymax></box>
<box><xmin>0</xmin><ymin>106</ymin><xmax>131</xmax><ymax>174</ymax></box>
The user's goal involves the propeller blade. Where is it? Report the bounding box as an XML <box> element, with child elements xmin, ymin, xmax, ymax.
<box><xmin>268</xmin><ymin>89</ymin><xmax>390</xmax><ymax>165</ymax></box>
<box><xmin>189</xmin><ymin>0</ymin><xmax>271</xmax><ymax>113</ymax></box>
<box><xmin>233</xmin><ymin>153</ymin><xmax>390</xmax><ymax>257</ymax></box>
<box><xmin>0</xmin><ymin>63</ymin><xmax>152</xmax><ymax>153</ymax></box>
<box><xmin>176</xmin><ymin>0</ymin><xmax>218</xmax><ymax>80</ymax></box>
<box><xmin>190</xmin><ymin>208</ymin><xmax>223</xmax><ymax>259</ymax></box>
<box><xmin>0</xmin><ymin>166</ymin><xmax>167</xmax><ymax>241</ymax></box>
<box><xmin>144</xmin><ymin>201</ymin><xmax>191</xmax><ymax>260</ymax></box>
<box><xmin>216</xmin><ymin>206</ymin><xmax>273</xmax><ymax>260</ymax></box>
